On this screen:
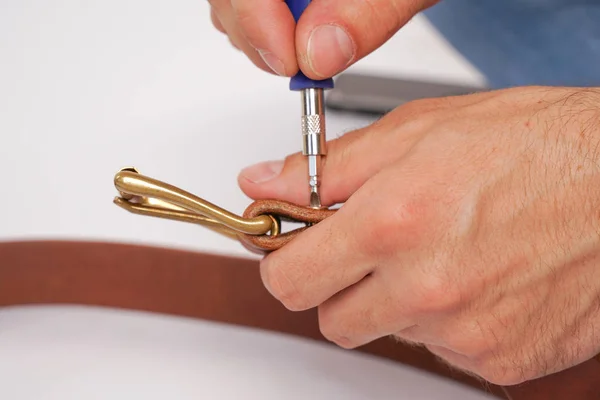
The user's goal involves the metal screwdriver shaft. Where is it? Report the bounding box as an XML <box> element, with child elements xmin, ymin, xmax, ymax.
<box><xmin>285</xmin><ymin>0</ymin><xmax>334</xmax><ymax>209</ymax></box>
<box><xmin>302</xmin><ymin>87</ymin><xmax>326</xmax><ymax>208</ymax></box>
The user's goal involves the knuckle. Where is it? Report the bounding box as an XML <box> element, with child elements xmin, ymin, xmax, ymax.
<box><xmin>413</xmin><ymin>268</ymin><xmax>462</xmax><ymax>314</ymax></box>
<box><xmin>399</xmin><ymin>113</ymin><xmax>436</xmax><ymax>135</ymax></box>
<box><xmin>210</xmin><ymin>10</ymin><xmax>226</xmax><ymax>33</ymax></box>
<box><xmin>356</xmin><ymin>197</ymin><xmax>430</xmax><ymax>257</ymax></box>
<box><xmin>318</xmin><ymin>308</ymin><xmax>338</xmax><ymax>341</ymax></box>
<box><xmin>396</xmin><ymin>98</ymin><xmax>431</xmax><ymax>116</ymax></box>
<box><xmin>212</xmin><ymin>22</ymin><xmax>226</xmax><ymax>34</ymax></box>
<box><xmin>207</xmin><ymin>0</ymin><xmax>229</xmax><ymax>14</ymax></box>
<box><xmin>227</xmin><ymin>36</ymin><xmax>240</xmax><ymax>50</ymax></box>
<box><xmin>318</xmin><ymin>308</ymin><xmax>356</xmax><ymax>349</ymax></box>
<box><xmin>331</xmin><ymin>139</ymin><xmax>357</xmax><ymax>176</ymax></box>
<box><xmin>230</xmin><ymin>0</ymin><xmax>262</xmax><ymax>42</ymax></box>
<box><xmin>262</xmin><ymin>263</ymin><xmax>309</xmax><ymax>311</ymax></box>
<box><xmin>232</xmin><ymin>5</ymin><xmax>252</xmax><ymax>24</ymax></box>
<box><xmin>321</xmin><ymin>131</ymin><xmax>367</xmax><ymax>197</ymax></box>
<box><xmin>392</xmin><ymin>98</ymin><xmax>445</xmax><ymax>129</ymax></box>
<box><xmin>283</xmin><ymin>152</ymin><xmax>304</xmax><ymax>170</ymax></box>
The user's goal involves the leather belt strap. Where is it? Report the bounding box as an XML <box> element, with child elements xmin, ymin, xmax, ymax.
<box><xmin>0</xmin><ymin>240</ymin><xmax>598</xmax><ymax>399</ymax></box>
<box><xmin>240</xmin><ymin>200</ymin><xmax>336</xmax><ymax>253</ymax></box>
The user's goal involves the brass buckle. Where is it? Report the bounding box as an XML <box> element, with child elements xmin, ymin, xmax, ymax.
<box><xmin>113</xmin><ymin>168</ymin><xmax>280</xmax><ymax>240</ymax></box>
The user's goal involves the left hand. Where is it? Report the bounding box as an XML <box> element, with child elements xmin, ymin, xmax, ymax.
<box><xmin>237</xmin><ymin>86</ymin><xmax>600</xmax><ymax>386</ymax></box>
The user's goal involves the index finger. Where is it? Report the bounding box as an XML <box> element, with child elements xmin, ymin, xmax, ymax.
<box><xmin>231</xmin><ymin>0</ymin><xmax>298</xmax><ymax>76</ymax></box>
<box><xmin>259</xmin><ymin>194</ymin><xmax>373</xmax><ymax>312</ymax></box>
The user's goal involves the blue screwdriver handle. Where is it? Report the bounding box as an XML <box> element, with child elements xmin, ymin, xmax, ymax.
<box><xmin>285</xmin><ymin>0</ymin><xmax>335</xmax><ymax>91</ymax></box>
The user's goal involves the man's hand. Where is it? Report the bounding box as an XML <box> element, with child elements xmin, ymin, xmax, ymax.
<box><xmin>207</xmin><ymin>0</ymin><xmax>437</xmax><ymax>78</ymax></box>
<box><xmin>238</xmin><ymin>86</ymin><xmax>600</xmax><ymax>385</ymax></box>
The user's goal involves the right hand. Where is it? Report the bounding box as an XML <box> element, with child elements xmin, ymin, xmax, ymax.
<box><xmin>208</xmin><ymin>0</ymin><xmax>439</xmax><ymax>79</ymax></box>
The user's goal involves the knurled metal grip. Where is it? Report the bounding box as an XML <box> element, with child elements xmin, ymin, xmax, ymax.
<box><xmin>302</xmin><ymin>115</ymin><xmax>326</xmax><ymax>156</ymax></box>
<box><xmin>300</xmin><ymin>88</ymin><xmax>327</xmax><ymax>156</ymax></box>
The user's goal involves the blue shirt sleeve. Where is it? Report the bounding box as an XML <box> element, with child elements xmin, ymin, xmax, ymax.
<box><xmin>422</xmin><ymin>0</ymin><xmax>600</xmax><ymax>88</ymax></box>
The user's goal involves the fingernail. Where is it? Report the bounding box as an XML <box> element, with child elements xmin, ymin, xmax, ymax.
<box><xmin>307</xmin><ymin>25</ymin><xmax>354</xmax><ymax>78</ymax></box>
<box><xmin>258</xmin><ymin>50</ymin><xmax>286</xmax><ymax>76</ymax></box>
<box><xmin>240</xmin><ymin>160</ymin><xmax>284</xmax><ymax>184</ymax></box>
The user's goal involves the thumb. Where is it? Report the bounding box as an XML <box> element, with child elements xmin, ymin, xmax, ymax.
<box><xmin>297</xmin><ymin>0</ymin><xmax>438</xmax><ymax>79</ymax></box>
<box><xmin>238</xmin><ymin>117</ymin><xmax>411</xmax><ymax>206</ymax></box>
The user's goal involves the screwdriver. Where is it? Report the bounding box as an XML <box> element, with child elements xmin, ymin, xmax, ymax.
<box><xmin>285</xmin><ymin>0</ymin><xmax>334</xmax><ymax>209</ymax></box>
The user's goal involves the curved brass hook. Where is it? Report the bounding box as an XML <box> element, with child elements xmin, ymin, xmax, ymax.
<box><xmin>113</xmin><ymin>168</ymin><xmax>279</xmax><ymax>237</ymax></box>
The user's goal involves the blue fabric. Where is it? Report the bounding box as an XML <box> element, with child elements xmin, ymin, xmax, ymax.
<box><xmin>422</xmin><ymin>0</ymin><xmax>600</xmax><ymax>88</ymax></box>
<box><xmin>286</xmin><ymin>0</ymin><xmax>334</xmax><ymax>90</ymax></box>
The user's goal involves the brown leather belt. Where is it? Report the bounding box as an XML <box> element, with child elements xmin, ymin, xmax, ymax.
<box><xmin>240</xmin><ymin>199</ymin><xmax>336</xmax><ymax>252</ymax></box>
<box><xmin>1</xmin><ymin>240</ymin><xmax>599</xmax><ymax>399</ymax></box>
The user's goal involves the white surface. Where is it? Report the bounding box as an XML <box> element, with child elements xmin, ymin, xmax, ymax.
<box><xmin>0</xmin><ymin>1</ymin><xmax>490</xmax><ymax>398</ymax></box>
<box><xmin>0</xmin><ymin>0</ymin><xmax>484</xmax><ymax>257</ymax></box>
<box><xmin>0</xmin><ymin>306</ymin><xmax>495</xmax><ymax>400</ymax></box>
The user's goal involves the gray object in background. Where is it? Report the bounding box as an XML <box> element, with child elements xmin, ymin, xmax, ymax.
<box><xmin>326</xmin><ymin>73</ymin><xmax>487</xmax><ymax>115</ymax></box>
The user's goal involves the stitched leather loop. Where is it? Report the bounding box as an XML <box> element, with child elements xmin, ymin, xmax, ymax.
<box><xmin>240</xmin><ymin>199</ymin><xmax>337</xmax><ymax>253</ymax></box>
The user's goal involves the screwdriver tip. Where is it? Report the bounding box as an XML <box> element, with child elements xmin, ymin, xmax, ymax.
<box><xmin>310</xmin><ymin>188</ymin><xmax>322</xmax><ymax>209</ymax></box>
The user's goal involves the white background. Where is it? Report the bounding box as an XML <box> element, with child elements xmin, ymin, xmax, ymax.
<box><xmin>0</xmin><ymin>1</ymin><xmax>491</xmax><ymax>398</ymax></box>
